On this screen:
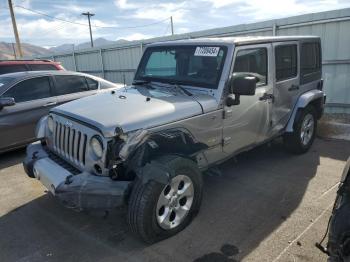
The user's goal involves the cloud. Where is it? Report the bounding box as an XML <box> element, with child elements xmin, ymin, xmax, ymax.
<box><xmin>115</xmin><ymin>0</ymin><xmax>138</xmax><ymax>9</ymax></box>
<box><xmin>118</xmin><ymin>33</ymin><xmax>153</xmax><ymax>41</ymax></box>
<box><xmin>201</xmin><ymin>0</ymin><xmax>242</xmax><ymax>8</ymax></box>
<box><xmin>2</xmin><ymin>0</ymin><xmax>350</xmax><ymax>47</ymax></box>
<box><xmin>12</xmin><ymin>0</ymin><xmax>35</xmax><ymax>16</ymax></box>
<box><xmin>0</xmin><ymin>16</ymin><xmax>109</xmax><ymax>44</ymax></box>
<box><xmin>200</xmin><ymin>0</ymin><xmax>350</xmax><ymax>21</ymax></box>
<box><xmin>52</xmin><ymin>4</ymin><xmax>97</xmax><ymax>14</ymax></box>
<box><xmin>132</xmin><ymin>2</ymin><xmax>188</xmax><ymax>22</ymax></box>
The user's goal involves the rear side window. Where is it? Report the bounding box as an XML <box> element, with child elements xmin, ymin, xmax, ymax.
<box><xmin>30</xmin><ymin>64</ymin><xmax>58</xmax><ymax>71</ymax></box>
<box><xmin>86</xmin><ymin>77</ymin><xmax>99</xmax><ymax>90</ymax></box>
<box><xmin>54</xmin><ymin>75</ymin><xmax>89</xmax><ymax>95</ymax></box>
<box><xmin>2</xmin><ymin>77</ymin><xmax>51</xmax><ymax>103</ymax></box>
<box><xmin>233</xmin><ymin>48</ymin><xmax>267</xmax><ymax>86</ymax></box>
<box><xmin>275</xmin><ymin>45</ymin><xmax>297</xmax><ymax>81</ymax></box>
<box><xmin>0</xmin><ymin>65</ymin><xmax>28</xmax><ymax>75</ymax></box>
<box><xmin>301</xmin><ymin>42</ymin><xmax>321</xmax><ymax>80</ymax></box>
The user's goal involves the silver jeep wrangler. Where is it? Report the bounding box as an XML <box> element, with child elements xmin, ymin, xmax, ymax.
<box><xmin>24</xmin><ymin>36</ymin><xmax>325</xmax><ymax>243</ymax></box>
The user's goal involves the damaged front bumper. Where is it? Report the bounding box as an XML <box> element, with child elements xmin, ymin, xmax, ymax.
<box><xmin>23</xmin><ymin>142</ymin><xmax>131</xmax><ymax>210</ymax></box>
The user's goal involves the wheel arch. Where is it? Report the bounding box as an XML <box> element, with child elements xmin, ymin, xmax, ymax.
<box><xmin>121</xmin><ymin>128</ymin><xmax>208</xmax><ymax>185</ymax></box>
<box><xmin>286</xmin><ymin>89</ymin><xmax>325</xmax><ymax>133</ymax></box>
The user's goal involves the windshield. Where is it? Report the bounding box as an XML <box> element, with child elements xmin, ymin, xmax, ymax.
<box><xmin>134</xmin><ymin>45</ymin><xmax>227</xmax><ymax>89</ymax></box>
<box><xmin>0</xmin><ymin>76</ymin><xmax>15</xmax><ymax>94</ymax></box>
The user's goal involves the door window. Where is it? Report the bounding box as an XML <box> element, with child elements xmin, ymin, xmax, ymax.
<box><xmin>85</xmin><ymin>77</ymin><xmax>99</xmax><ymax>90</ymax></box>
<box><xmin>30</xmin><ymin>64</ymin><xmax>58</xmax><ymax>71</ymax></box>
<box><xmin>275</xmin><ymin>45</ymin><xmax>297</xmax><ymax>81</ymax></box>
<box><xmin>54</xmin><ymin>75</ymin><xmax>89</xmax><ymax>95</ymax></box>
<box><xmin>1</xmin><ymin>77</ymin><xmax>51</xmax><ymax>103</ymax></box>
<box><xmin>301</xmin><ymin>42</ymin><xmax>321</xmax><ymax>76</ymax></box>
<box><xmin>233</xmin><ymin>48</ymin><xmax>267</xmax><ymax>86</ymax></box>
<box><xmin>0</xmin><ymin>65</ymin><xmax>28</xmax><ymax>75</ymax></box>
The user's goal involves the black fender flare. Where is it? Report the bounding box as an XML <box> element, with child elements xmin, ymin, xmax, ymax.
<box><xmin>122</xmin><ymin>128</ymin><xmax>208</xmax><ymax>184</ymax></box>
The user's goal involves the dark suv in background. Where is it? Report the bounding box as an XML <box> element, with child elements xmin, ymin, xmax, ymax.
<box><xmin>0</xmin><ymin>59</ymin><xmax>64</xmax><ymax>75</ymax></box>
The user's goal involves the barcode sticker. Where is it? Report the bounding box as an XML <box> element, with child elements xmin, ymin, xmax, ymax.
<box><xmin>194</xmin><ymin>47</ymin><xmax>220</xmax><ymax>57</ymax></box>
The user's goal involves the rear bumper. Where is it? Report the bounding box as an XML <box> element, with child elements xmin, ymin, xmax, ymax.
<box><xmin>23</xmin><ymin>142</ymin><xmax>131</xmax><ymax>210</ymax></box>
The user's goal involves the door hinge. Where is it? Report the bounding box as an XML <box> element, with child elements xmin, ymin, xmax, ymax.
<box><xmin>222</xmin><ymin>137</ymin><xmax>231</xmax><ymax>146</ymax></box>
<box><xmin>222</xmin><ymin>108</ymin><xmax>233</xmax><ymax>119</ymax></box>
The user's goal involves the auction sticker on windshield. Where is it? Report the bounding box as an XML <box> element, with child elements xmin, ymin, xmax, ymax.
<box><xmin>194</xmin><ymin>47</ymin><xmax>220</xmax><ymax>57</ymax></box>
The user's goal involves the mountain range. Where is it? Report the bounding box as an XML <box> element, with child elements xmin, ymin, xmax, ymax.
<box><xmin>0</xmin><ymin>38</ymin><xmax>130</xmax><ymax>60</ymax></box>
<box><xmin>0</xmin><ymin>42</ymin><xmax>51</xmax><ymax>60</ymax></box>
<box><xmin>49</xmin><ymin>38</ymin><xmax>129</xmax><ymax>53</ymax></box>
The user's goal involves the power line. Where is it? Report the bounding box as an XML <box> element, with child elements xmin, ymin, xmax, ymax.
<box><xmin>13</xmin><ymin>5</ymin><xmax>170</xmax><ymax>29</ymax></box>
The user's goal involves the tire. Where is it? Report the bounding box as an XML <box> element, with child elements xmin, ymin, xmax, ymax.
<box><xmin>127</xmin><ymin>155</ymin><xmax>203</xmax><ymax>243</ymax></box>
<box><xmin>284</xmin><ymin>105</ymin><xmax>317</xmax><ymax>154</ymax></box>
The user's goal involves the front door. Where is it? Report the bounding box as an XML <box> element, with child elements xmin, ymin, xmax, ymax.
<box><xmin>223</xmin><ymin>44</ymin><xmax>273</xmax><ymax>155</ymax></box>
<box><xmin>0</xmin><ymin>76</ymin><xmax>56</xmax><ymax>151</ymax></box>
<box><xmin>272</xmin><ymin>41</ymin><xmax>299</xmax><ymax>132</ymax></box>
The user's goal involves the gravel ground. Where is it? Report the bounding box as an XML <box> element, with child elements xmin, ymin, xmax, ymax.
<box><xmin>0</xmin><ymin>138</ymin><xmax>349</xmax><ymax>262</ymax></box>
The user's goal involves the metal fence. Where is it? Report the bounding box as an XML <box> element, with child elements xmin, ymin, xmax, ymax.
<box><xmin>40</xmin><ymin>8</ymin><xmax>350</xmax><ymax>114</ymax></box>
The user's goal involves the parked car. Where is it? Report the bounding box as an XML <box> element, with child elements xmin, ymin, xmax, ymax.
<box><xmin>24</xmin><ymin>36</ymin><xmax>325</xmax><ymax>243</ymax></box>
<box><xmin>0</xmin><ymin>59</ymin><xmax>64</xmax><ymax>75</ymax></box>
<box><xmin>316</xmin><ymin>157</ymin><xmax>350</xmax><ymax>261</ymax></box>
<box><xmin>0</xmin><ymin>71</ymin><xmax>122</xmax><ymax>153</ymax></box>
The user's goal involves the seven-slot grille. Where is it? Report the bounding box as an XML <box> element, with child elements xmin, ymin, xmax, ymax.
<box><xmin>52</xmin><ymin>118</ymin><xmax>88</xmax><ymax>168</ymax></box>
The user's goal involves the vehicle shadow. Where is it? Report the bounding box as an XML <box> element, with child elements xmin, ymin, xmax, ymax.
<box><xmin>0</xmin><ymin>138</ymin><xmax>349</xmax><ymax>262</ymax></box>
<box><xmin>0</xmin><ymin>148</ymin><xmax>25</xmax><ymax>170</ymax></box>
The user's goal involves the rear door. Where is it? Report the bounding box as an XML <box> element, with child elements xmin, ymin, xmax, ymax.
<box><xmin>0</xmin><ymin>76</ymin><xmax>56</xmax><ymax>150</ymax></box>
<box><xmin>53</xmin><ymin>75</ymin><xmax>98</xmax><ymax>106</ymax></box>
<box><xmin>272</xmin><ymin>42</ymin><xmax>299</xmax><ymax>131</ymax></box>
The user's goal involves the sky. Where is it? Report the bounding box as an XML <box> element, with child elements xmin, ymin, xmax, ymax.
<box><xmin>1</xmin><ymin>0</ymin><xmax>350</xmax><ymax>48</ymax></box>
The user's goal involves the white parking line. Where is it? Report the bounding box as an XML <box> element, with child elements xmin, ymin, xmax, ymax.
<box><xmin>272</xmin><ymin>202</ymin><xmax>333</xmax><ymax>262</ymax></box>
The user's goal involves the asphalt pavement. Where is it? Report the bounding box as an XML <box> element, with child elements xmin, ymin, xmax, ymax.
<box><xmin>0</xmin><ymin>138</ymin><xmax>349</xmax><ymax>262</ymax></box>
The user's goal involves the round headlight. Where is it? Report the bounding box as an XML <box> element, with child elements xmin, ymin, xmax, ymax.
<box><xmin>90</xmin><ymin>136</ymin><xmax>103</xmax><ymax>158</ymax></box>
<box><xmin>47</xmin><ymin>116</ymin><xmax>54</xmax><ymax>133</ymax></box>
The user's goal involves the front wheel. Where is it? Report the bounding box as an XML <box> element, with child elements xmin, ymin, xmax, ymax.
<box><xmin>284</xmin><ymin>106</ymin><xmax>317</xmax><ymax>154</ymax></box>
<box><xmin>127</xmin><ymin>156</ymin><xmax>203</xmax><ymax>243</ymax></box>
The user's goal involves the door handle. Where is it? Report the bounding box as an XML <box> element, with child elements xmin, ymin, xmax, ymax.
<box><xmin>259</xmin><ymin>93</ymin><xmax>274</xmax><ymax>102</ymax></box>
<box><xmin>288</xmin><ymin>84</ymin><xmax>299</xmax><ymax>91</ymax></box>
<box><xmin>44</xmin><ymin>101</ymin><xmax>57</xmax><ymax>107</ymax></box>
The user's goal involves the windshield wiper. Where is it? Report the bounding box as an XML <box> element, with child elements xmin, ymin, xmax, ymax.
<box><xmin>169</xmin><ymin>82</ymin><xmax>193</xmax><ymax>96</ymax></box>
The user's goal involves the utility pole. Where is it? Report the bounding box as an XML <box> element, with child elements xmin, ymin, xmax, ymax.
<box><xmin>170</xmin><ymin>16</ymin><xmax>174</xmax><ymax>35</ymax></box>
<box><xmin>8</xmin><ymin>0</ymin><xmax>23</xmax><ymax>58</ymax></box>
<box><xmin>82</xmin><ymin>12</ymin><xmax>95</xmax><ymax>48</ymax></box>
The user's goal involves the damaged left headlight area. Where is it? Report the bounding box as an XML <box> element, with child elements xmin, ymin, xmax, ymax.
<box><xmin>105</xmin><ymin>128</ymin><xmax>208</xmax><ymax>182</ymax></box>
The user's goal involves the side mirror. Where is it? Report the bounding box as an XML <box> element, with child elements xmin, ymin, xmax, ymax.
<box><xmin>230</xmin><ymin>73</ymin><xmax>257</xmax><ymax>96</ymax></box>
<box><xmin>0</xmin><ymin>97</ymin><xmax>15</xmax><ymax>110</ymax></box>
<box><xmin>226</xmin><ymin>73</ymin><xmax>258</xmax><ymax>106</ymax></box>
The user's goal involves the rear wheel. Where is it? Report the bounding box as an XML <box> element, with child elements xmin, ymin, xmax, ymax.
<box><xmin>127</xmin><ymin>156</ymin><xmax>203</xmax><ymax>243</ymax></box>
<box><xmin>284</xmin><ymin>106</ymin><xmax>317</xmax><ymax>154</ymax></box>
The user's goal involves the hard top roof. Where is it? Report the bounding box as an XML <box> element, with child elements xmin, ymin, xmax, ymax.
<box><xmin>148</xmin><ymin>35</ymin><xmax>320</xmax><ymax>47</ymax></box>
